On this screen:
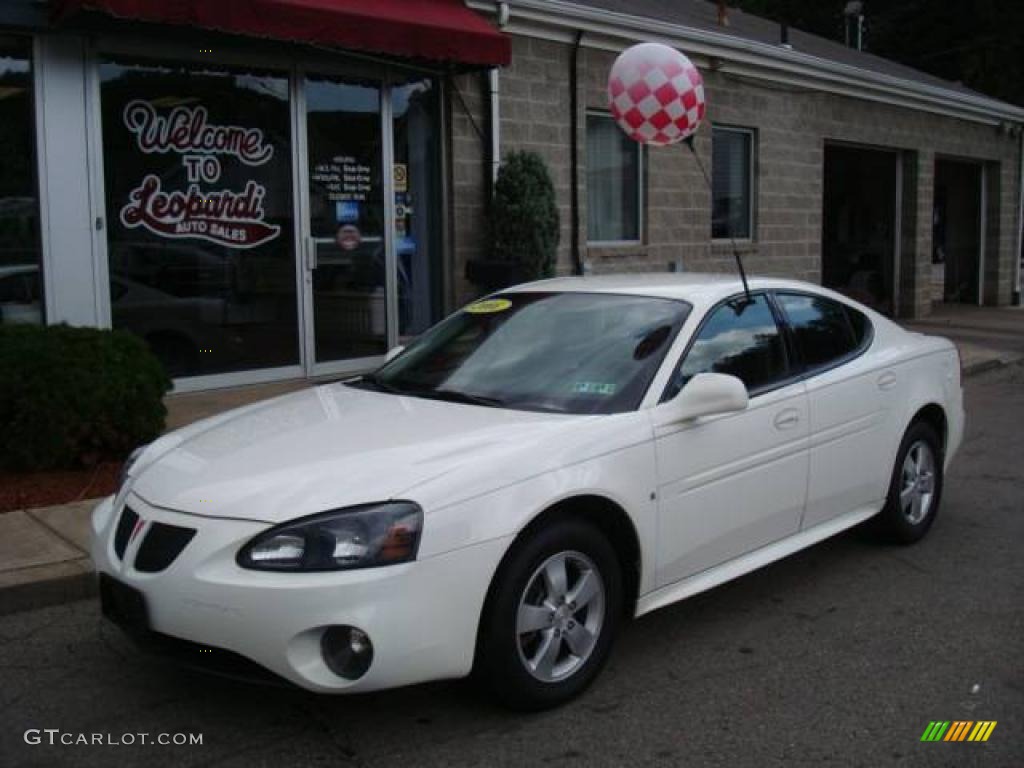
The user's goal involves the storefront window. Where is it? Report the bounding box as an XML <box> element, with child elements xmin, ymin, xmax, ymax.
<box><xmin>0</xmin><ymin>36</ymin><xmax>43</xmax><ymax>326</ymax></box>
<box><xmin>393</xmin><ymin>78</ymin><xmax>443</xmax><ymax>337</ymax></box>
<box><xmin>100</xmin><ymin>58</ymin><xmax>297</xmax><ymax>378</ymax></box>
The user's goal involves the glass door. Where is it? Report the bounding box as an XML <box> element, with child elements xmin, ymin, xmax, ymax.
<box><xmin>301</xmin><ymin>74</ymin><xmax>391</xmax><ymax>372</ymax></box>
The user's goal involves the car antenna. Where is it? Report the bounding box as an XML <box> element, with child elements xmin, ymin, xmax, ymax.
<box><xmin>684</xmin><ymin>135</ymin><xmax>753</xmax><ymax>306</ymax></box>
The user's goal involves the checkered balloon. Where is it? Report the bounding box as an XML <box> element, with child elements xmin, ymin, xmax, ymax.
<box><xmin>608</xmin><ymin>43</ymin><xmax>706</xmax><ymax>146</ymax></box>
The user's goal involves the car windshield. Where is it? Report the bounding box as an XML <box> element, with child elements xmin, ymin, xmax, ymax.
<box><xmin>350</xmin><ymin>291</ymin><xmax>691</xmax><ymax>414</ymax></box>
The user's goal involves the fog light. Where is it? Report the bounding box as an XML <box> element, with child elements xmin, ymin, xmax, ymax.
<box><xmin>321</xmin><ymin>626</ymin><xmax>373</xmax><ymax>680</ymax></box>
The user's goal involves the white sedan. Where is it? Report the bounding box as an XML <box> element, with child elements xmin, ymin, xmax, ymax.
<box><xmin>92</xmin><ymin>274</ymin><xmax>964</xmax><ymax>709</ymax></box>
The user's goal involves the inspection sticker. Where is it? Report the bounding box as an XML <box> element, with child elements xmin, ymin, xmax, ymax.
<box><xmin>465</xmin><ymin>298</ymin><xmax>512</xmax><ymax>314</ymax></box>
<box><xmin>571</xmin><ymin>382</ymin><xmax>617</xmax><ymax>396</ymax></box>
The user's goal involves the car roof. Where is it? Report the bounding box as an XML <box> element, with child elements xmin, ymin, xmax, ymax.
<box><xmin>503</xmin><ymin>273</ymin><xmax>845</xmax><ymax>310</ymax></box>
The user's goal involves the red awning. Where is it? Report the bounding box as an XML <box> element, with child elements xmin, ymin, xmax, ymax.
<box><xmin>55</xmin><ymin>0</ymin><xmax>511</xmax><ymax>68</ymax></box>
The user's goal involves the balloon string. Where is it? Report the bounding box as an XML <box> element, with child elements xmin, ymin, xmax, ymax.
<box><xmin>684</xmin><ymin>137</ymin><xmax>752</xmax><ymax>303</ymax></box>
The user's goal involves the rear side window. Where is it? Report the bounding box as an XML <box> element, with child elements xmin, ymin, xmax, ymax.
<box><xmin>663</xmin><ymin>294</ymin><xmax>788</xmax><ymax>400</ymax></box>
<box><xmin>776</xmin><ymin>293</ymin><xmax>860</xmax><ymax>370</ymax></box>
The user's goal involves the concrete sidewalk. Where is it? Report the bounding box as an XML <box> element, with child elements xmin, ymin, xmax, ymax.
<box><xmin>2</xmin><ymin>304</ymin><xmax>1022</xmax><ymax>615</ymax></box>
<box><xmin>905</xmin><ymin>303</ymin><xmax>1024</xmax><ymax>375</ymax></box>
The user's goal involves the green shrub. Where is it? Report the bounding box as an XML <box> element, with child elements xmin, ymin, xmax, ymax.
<box><xmin>490</xmin><ymin>150</ymin><xmax>560</xmax><ymax>280</ymax></box>
<box><xmin>0</xmin><ymin>324</ymin><xmax>171</xmax><ymax>470</ymax></box>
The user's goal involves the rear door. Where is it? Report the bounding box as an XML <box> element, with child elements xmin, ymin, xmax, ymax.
<box><xmin>774</xmin><ymin>292</ymin><xmax>891</xmax><ymax>530</ymax></box>
<box><xmin>652</xmin><ymin>293</ymin><xmax>809</xmax><ymax>587</ymax></box>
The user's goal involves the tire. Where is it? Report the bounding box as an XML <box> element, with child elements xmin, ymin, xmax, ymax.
<box><xmin>873</xmin><ymin>421</ymin><xmax>944</xmax><ymax>544</ymax></box>
<box><xmin>475</xmin><ymin>519</ymin><xmax>623</xmax><ymax>710</ymax></box>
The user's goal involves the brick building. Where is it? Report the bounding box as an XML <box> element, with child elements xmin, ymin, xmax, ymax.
<box><xmin>455</xmin><ymin>1</ymin><xmax>1024</xmax><ymax>320</ymax></box>
<box><xmin>1</xmin><ymin>0</ymin><xmax>1021</xmax><ymax>392</ymax></box>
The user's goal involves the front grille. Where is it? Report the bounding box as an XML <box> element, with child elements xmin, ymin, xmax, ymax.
<box><xmin>134</xmin><ymin>523</ymin><xmax>196</xmax><ymax>573</ymax></box>
<box><xmin>134</xmin><ymin>632</ymin><xmax>290</xmax><ymax>687</ymax></box>
<box><xmin>113</xmin><ymin>506</ymin><xmax>139</xmax><ymax>560</ymax></box>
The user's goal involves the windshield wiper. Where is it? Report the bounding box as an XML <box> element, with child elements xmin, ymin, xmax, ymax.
<box><xmin>350</xmin><ymin>377</ymin><xmax>503</xmax><ymax>407</ymax></box>
<box><xmin>418</xmin><ymin>388</ymin><xmax>506</xmax><ymax>408</ymax></box>
<box><xmin>351</xmin><ymin>373</ymin><xmax>406</xmax><ymax>395</ymax></box>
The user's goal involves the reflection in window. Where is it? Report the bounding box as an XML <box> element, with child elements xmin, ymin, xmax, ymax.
<box><xmin>587</xmin><ymin>113</ymin><xmax>641</xmax><ymax>242</ymax></box>
<box><xmin>0</xmin><ymin>36</ymin><xmax>43</xmax><ymax>325</ymax></box>
<box><xmin>776</xmin><ymin>293</ymin><xmax>857</xmax><ymax>370</ymax></box>
<box><xmin>712</xmin><ymin>126</ymin><xmax>754</xmax><ymax>240</ymax></box>
<box><xmin>305</xmin><ymin>75</ymin><xmax>387</xmax><ymax>363</ymax></box>
<box><xmin>393</xmin><ymin>78</ymin><xmax>443</xmax><ymax>338</ymax></box>
<box><xmin>371</xmin><ymin>292</ymin><xmax>690</xmax><ymax>415</ymax></box>
<box><xmin>101</xmin><ymin>58</ymin><xmax>298</xmax><ymax>378</ymax></box>
<box><xmin>665</xmin><ymin>294</ymin><xmax>786</xmax><ymax>400</ymax></box>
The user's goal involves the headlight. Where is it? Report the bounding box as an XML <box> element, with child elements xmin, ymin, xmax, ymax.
<box><xmin>236</xmin><ymin>501</ymin><xmax>423</xmax><ymax>572</ymax></box>
<box><xmin>118</xmin><ymin>445</ymin><xmax>147</xmax><ymax>492</ymax></box>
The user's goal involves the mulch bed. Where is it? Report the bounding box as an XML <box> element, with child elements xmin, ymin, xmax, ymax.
<box><xmin>0</xmin><ymin>461</ymin><xmax>123</xmax><ymax>513</ymax></box>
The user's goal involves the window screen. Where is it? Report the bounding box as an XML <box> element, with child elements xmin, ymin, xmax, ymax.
<box><xmin>587</xmin><ymin>114</ymin><xmax>641</xmax><ymax>242</ymax></box>
<box><xmin>711</xmin><ymin>127</ymin><xmax>753</xmax><ymax>240</ymax></box>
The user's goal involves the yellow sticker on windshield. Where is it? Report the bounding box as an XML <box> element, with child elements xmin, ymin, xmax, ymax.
<box><xmin>465</xmin><ymin>298</ymin><xmax>512</xmax><ymax>314</ymax></box>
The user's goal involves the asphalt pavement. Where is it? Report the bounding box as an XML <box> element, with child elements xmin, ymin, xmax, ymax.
<box><xmin>1</xmin><ymin>365</ymin><xmax>1022</xmax><ymax>768</ymax></box>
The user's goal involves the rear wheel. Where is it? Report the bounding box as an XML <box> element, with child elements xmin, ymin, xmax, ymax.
<box><xmin>475</xmin><ymin>519</ymin><xmax>622</xmax><ymax>710</ymax></box>
<box><xmin>874</xmin><ymin>421</ymin><xmax>943</xmax><ymax>544</ymax></box>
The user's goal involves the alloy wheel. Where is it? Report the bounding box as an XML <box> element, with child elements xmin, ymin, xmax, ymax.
<box><xmin>515</xmin><ymin>550</ymin><xmax>606</xmax><ymax>683</ymax></box>
<box><xmin>900</xmin><ymin>439</ymin><xmax>936</xmax><ymax>525</ymax></box>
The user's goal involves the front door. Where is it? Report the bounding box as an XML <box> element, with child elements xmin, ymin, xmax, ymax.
<box><xmin>653</xmin><ymin>294</ymin><xmax>809</xmax><ymax>587</ymax></box>
<box><xmin>300</xmin><ymin>74</ymin><xmax>392</xmax><ymax>374</ymax></box>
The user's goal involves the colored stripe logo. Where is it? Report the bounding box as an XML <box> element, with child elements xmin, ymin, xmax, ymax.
<box><xmin>920</xmin><ymin>721</ymin><xmax>997</xmax><ymax>742</ymax></box>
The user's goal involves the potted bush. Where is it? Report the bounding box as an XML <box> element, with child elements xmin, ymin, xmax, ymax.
<box><xmin>466</xmin><ymin>151</ymin><xmax>560</xmax><ymax>292</ymax></box>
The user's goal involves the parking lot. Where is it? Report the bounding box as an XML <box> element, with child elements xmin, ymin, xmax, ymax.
<box><xmin>1</xmin><ymin>364</ymin><xmax>1021</xmax><ymax>768</ymax></box>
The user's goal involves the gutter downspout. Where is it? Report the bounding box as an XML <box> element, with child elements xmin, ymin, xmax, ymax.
<box><xmin>488</xmin><ymin>68</ymin><xmax>501</xmax><ymax>185</ymax></box>
<box><xmin>570</xmin><ymin>30</ymin><xmax>584</xmax><ymax>275</ymax></box>
<box><xmin>1015</xmin><ymin>128</ymin><xmax>1024</xmax><ymax>305</ymax></box>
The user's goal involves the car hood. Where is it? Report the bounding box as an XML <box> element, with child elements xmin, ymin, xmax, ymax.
<box><xmin>130</xmin><ymin>383</ymin><xmax>583</xmax><ymax>523</ymax></box>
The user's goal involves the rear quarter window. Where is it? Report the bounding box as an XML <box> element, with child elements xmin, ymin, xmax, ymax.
<box><xmin>845</xmin><ymin>305</ymin><xmax>873</xmax><ymax>348</ymax></box>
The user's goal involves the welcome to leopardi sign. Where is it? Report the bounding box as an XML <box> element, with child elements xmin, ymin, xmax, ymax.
<box><xmin>118</xmin><ymin>99</ymin><xmax>281</xmax><ymax>249</ymax></box>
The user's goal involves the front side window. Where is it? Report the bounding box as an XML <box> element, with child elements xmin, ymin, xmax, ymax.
<box><xmin>711</xmin><ymin>126</ymin><xmax>754</xmax><ymax>240</ymax></box>
<box><xmin>359</xmin><ymin>292</ymin><xmax>690</xmax><ymax>414</ymax></box>
<box><xmin>776</xmin><ymin>293</ymin><xmax>859</xmax><ymax>370</ymax></box>
<box><xmin>0</xmin><ymin>35</ymin><xmax>43</xmax><ymax>325</ymax></box>
<box><xmin>664</xmin><ymin>294</ymin><xmax>787</xmax><ymax>400</ymax></box>
<box><xmin>586</xmin><ymin>113</ymin><xmax>641</xmax><ymax>243</ymax></box>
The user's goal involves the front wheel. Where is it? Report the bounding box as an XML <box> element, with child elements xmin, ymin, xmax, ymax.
<box><xmin>475</xmin><ymin>519</ymin><xmax>623</xmax><ymax>710</ymax></box>
<box><xmin>874</xmin><ymin>421</ymin><xmax>944</xmax><ymax>544</ymax></box>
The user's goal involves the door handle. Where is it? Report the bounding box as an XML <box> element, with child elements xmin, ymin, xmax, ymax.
<box><xmin>773</xmin><ymin>408</ymin><xmax>800</xmax><ymax>430</ymax></box>
<box><xmin>305</xmin><ymin>237</ymin><xmax>318</xmax><ymax>271</ymax></box>
<box><xmin>877</xmin><ymin>371</ymin><xmax>897</xmax><ymax>391</ymax></box>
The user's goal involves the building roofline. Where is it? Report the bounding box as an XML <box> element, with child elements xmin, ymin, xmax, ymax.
<box><xmin>470</xmin><ymin>0</ymin><xmax>1024</xmax><ymax>127</ymax></box>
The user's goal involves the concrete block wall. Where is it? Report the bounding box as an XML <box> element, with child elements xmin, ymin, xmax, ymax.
<box><xmin>449</xmin><ymin>32</ymin><xmax>1023</xmax><ymax>317</ymax></box>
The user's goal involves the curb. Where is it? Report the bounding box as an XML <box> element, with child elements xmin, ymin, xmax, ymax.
<box><xmin>1</xmin><ymin>354</ymin><xmax>1020</xmax><ymax>618</ymax></box>
<box><xmin>0</xmin><ymin>562</ymin><xmax>96</xmax><ymax>617</ymax></box>
<box><xmin>963</xmin><ymin>355</ymin><xmax>1024</xmax><ymax>378</ymax></box>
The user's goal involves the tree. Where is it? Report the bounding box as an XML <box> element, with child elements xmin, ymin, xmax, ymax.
<box><xmin>730</xmin><ymin>0</ymin><xmax>1024</xmax><ymax>107</ymax></box>
<box><xmin>490</xmin><ymin>151</ymin><xmax>560</xmax><ymax>278</ymax></box>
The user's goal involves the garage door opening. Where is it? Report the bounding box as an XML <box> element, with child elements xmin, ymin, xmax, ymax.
<box><xmin>932</xmin><ymin>158</ymin><xmax>983</xmax><ymax>305</ymax></box>
<box><xmin>822</xmin><ymin>144</ymin><xmax>900</xmax><ymax>316</ymax></box>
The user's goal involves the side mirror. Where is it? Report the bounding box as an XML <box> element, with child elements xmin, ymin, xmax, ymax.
<box><xmin>384</xmin><ymin>345</ymin><xmax>405</xmax><ymax>363</ymax></box>
<box><xmin>657</xmin><ymin>372</ymin><xmax>749</xmax><ymax>426</ymax></box>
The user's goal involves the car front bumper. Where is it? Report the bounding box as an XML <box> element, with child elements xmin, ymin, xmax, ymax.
<box><xmin>91</xmin><ymin>494</ymin><xmax>511</xmax><ymax>693</ymax></box>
